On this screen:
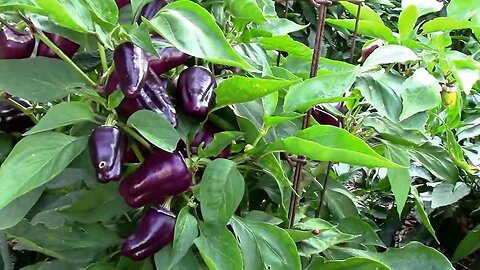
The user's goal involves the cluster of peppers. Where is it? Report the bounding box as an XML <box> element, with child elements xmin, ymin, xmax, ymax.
<box><xmin>0</xmin><ymin>19</ymin><xmax>80</xmax><ymax>133</ymax></box>
<box><xmin>87</xmin><ymin>0</ymin><xmax>235</xmax><ymax>261</ymax></box>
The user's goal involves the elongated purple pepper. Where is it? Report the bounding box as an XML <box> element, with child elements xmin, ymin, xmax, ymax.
<box><xmin>311</xmin><ymin>104</ymin><xmax>342</xmax><ymax>127</ymax></box>
<box><xmin>37</xmin><ymin>33</ymin><xmax>80</xmax><ymax>59</ymax></box>
<box><xmin>0</xmin><ymin>27</ymin><xmax>35</xmax><ymax>59</ymax></box>
<box><xmin>191</xmin><ymin>122</ymin><xmax>231</xmax><ymax>158</ymax></box>
<box><xmin>177</xmin><ymin>66</ymin><xmax>217</xmax><ymax>118</ymax></box>
<box><xmin>148</xmin><ymin>37</ymin><xmax>190</xmax><ymax>75</ymax></box>
<box><xmin>114</xmin><ymin>42</ymin><xmax>149</xmax><ymax>98</ymax></box>
<box><xmin>89</xmin><ymin>126</ymin><xmax>126</xmax><ymax>183</ymax></box>
<box><xmin>121</xmin><ymin>206</ymin><xmax>175</xmax><ymax>261</ymax></box>
<box><xmin>119</xmin><ymin>149</ymin><xmax>191</xmax><ymax>208</ymax></box>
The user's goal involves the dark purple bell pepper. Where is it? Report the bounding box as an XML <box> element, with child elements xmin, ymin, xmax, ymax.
<box><xmin>0</xmin><ymin>98</ymin><xmax>34</xmax><ymax>133</ymax></box>
<box><xmin>122</xmin><ymin>206</ymin><xmax>175</xmax><ymax>261</ymax></box>
<box><xmin>191</xmin><ymin>122</ymin><xmax>230</xmax><ymax>158</ymax></box>
<box><xmin>37</xmin><ymin>33</ymin><xmax>80</xmax><ymax>59</ymax></box>
<box><xmin>114</xmin><ymin>42</ymin><xmax>149</xmax><ymax>98</ymax></box>
<box><xmin>359</xmin><ymin>40</ymin><xmax>384</xmax><ymax>63</ymax></box>
<box><xmin>89</xmin><ymin>125</ymin><xmax>126</xmax><ymax>183</ymax></box>
<box><xmin>119</xmin><ymin>149</ymin><xmax>191</xmax><ymax>208</ymax></box>
<box><xmin>105</xmin><ymin>72</ymin><xmax>145</xmax><ymax>117</ymax></box>
<box><xmin>0</xmin><ymin>27</ymin><xmax>35</xmax><ymax>59</ymax></box>
<box><xmin>116</xmin><ymin>0</ymin><xmax>130</xmax><ymax>8</ymax></box>
<box><xmin>148</xmin><ymin>37</ymin><xmax>190</xmax><ymax>75</ymax></box>
<box><xmin>177</xmin><ymin>66</ymin><xmax>216</xmax><ymax>118</ymax></box>
<box><xmin>311</xmin><ymin>105</ymin><xmax>341</xmax><ymax>127</ymax></box>
<box><xmin>213</xmin><ymin>65</ymin><xmax>241</xmax><ymax>75</ymax></box>
<box><xmin>138</xmin><ymin>0</ymin><xmax>170</xmax><ymax>22</ymax></box>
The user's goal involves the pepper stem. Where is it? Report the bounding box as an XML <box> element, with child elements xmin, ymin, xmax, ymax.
<box><xmin>116</xmin><ymin>122</ymin><xmax>153</xmax><ymax>153</ymax></box>
<box><xmin>98</xmin><ymin>42</ymin><xmax>109</xmax><ymax>73</ymax></box>
<box><xmin>6</xmin><ymin>98</ymin><xmax>38</xmax><ymax>124</ymax></box>
<box><xmin>105</xmin><ymin>113</ymin><xmax>117</xmax><ymax>126</ymax></box>
<box><xmin>162</xmin><ymin>196</ymin><xmax>173</xmax><ymax>210</ymax></box>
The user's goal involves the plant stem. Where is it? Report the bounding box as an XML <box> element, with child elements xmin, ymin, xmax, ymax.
<box><xmin>349</xmin><ymin>4</ymin><xmax>362</xmax><ymax>64</ymax></box>
<box><xmin>98</xmin><ymin>42</ymin><xmax>109</xmax><ymax>73</ymax></box>
<box><xmin>315</xmin><ymin>161</ymin><xmax>331</xmax><ymax>217</ymax></box>
<box><xmin>35</xmin><ymin>31</ymin><xmax>97</xmax><ymax>88</ymax></box>
<box><xmin>288</xmin><ymin>3</ymin><xmax>329</xmax><ymax>229</ymax></box>
<box><xmin>208</xmin><ymin>113</ymin><xmax>236</xmax><ymax>131</ymax></box>
<box><xmin>131</xmin><ymin>142</ymin><xmax>145</xmax><ymax>163</ymax></box>
<box><xmin>116</xmin><ymin>122</ymin><xmax>153</xmax><ymax>153</ymax></box>
<box><xmin>6</xmin><ymin>98</ymin><xmax>38</xmax><ymax>123</ymax></box>
<box><xmin>0</xmin><ymin>232</ymin><xmax>12</xmax><ymax>270</ymax></box>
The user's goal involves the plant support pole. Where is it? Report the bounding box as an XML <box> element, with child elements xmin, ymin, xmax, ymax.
<box><xmin>288</xmin><ymin>1</ymin><xmax>330</xmax><ymax>228</ymax></box>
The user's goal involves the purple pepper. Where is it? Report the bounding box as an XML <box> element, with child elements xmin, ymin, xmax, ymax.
<box><xmin>191</xmin><ymin>122</ymin><xmax>231</xmax><ymax>158</ymax></box>
<box><xmin>359</xmin><ymin>40</ymin><xmax>384</xmax><ymax>63</ymax></box>
<box><xmin>114</xmin><ymin>42</ymin><xmax>149</xmax><ymax>98</ymax></box>
<box><xmin>148</xmin><ymin>37</ymin><xmax>190</xmax><ymax>75</ymax></box>
<box><xmin>0</xmin><ymin>27</ymin><xmax>35</xmax><ymax>59</ymax></box>
<box><xmin>104</xmin><ymin>71</ymin><xmax>177</xmax><ymax>127</ymax></box>
<box><xmin>119</xmin><ymin>149</ymin><xmax>192</xmax><ymax>208</ymax></box>
<box><xmin>0</xmin><ymin>98</ymin><xmax>34</xmax><ymax>133</ymax></box>
<box><xmin>176</xmin><ymin>66</ymin><xmax>217</xmax><ymax>118</ymax></box>
<box><xmin>89</xmin><ymin>125</ymin><xmax>127</xmax><ymax>183</ymax></box>
<box><xmin>213</xmin><ymin>65</ymin><xmax>242</xmax><ymax>76</ymax></box>
<box><xmin>121</xmin><ymin>206</ymin><xmax>175</xmax><ymax>261</ymax></box>
<box><xmin>37</xmin><ymin>33</ymin><xmax>80</xmax><ymax>59</ymax></box>
<box><xmin>138</xmin><ymin>0</ymin><xmax>170</xmax><ymax>22</ymax></box>
<box><xmin>116</xmin><ymin>0</ymin><xmax>130</xmax><ymax>8</ymax></box>
<box><xmin>311</xmin><ymin>105</ymin><xmax>342</xmax><ymax>127</ymax></box>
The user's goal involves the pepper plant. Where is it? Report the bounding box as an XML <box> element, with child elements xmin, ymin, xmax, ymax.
<box><xmin>0</xmin><ymin>0</ymin><xmax>479</xmax><ymax>269</ymax></box>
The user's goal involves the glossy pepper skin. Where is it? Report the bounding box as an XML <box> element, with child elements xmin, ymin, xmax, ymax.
<box><xmin>148</xmin><ymin>37</ymin><xmax>190</xmax><ymax>75</ymax></box>
<box><xmin>0</xmin><ymin>98</ymin><xmax>34</xmax><ymax>133</ymax></box>
<box><xmin>121</xmin><ymin>206</ymin><xmax>175</xmax><ymax>261</ymax></box>
<box><xmin>191</xmin><ymin>122</ymin><xmax>231</xmax><ymax>158</ymax></box>
<box><xmin>114</xmin><ymin>42</ymin><xmax>149</xmax><ymax>98</ymax></box>
<box><xmin>0</xmin><ymin>27</ymin><xmax>35</xmax><ymax>59</ymax></box>
<box><xmin>89</xmin><ymin>126</ymin><xmax>126</xmax><ymax>183</ymax></box>
<box><xmin>119</xmin><ymin>149</ymin><xmax>192</xmax><ymax>208</ymax></box>
<box><xmin>177</xmin><ymin>66</ymin><xmax>217</xmax><ymax>118</ymax></box>
<box><xmin>105</xmin><ymin>71</ymin><xmax>177</xmax><ymax>127</ymax></box>
<box><xmin>116</xmin><ymin>0</ymin><xmax>130</xmax><ymax>8</ymax></box>
<box><xmin>138</xmin><ymin>0</ymin><xmax>170</xmax><ymax>22</ymax></box>
<box><xmin>311</xmin><ymin>104</ymin><xmax>343</xmax><ymax>127</ymax></box>
<box><xmin>358</xmin><ymin>39</ymin><xmax>384</xmax><ymax>63</ymax></box>
<box><xmin>37</xmin><ymin>33</ymin><xmax>80</xmax><ymax>59</ymax></box>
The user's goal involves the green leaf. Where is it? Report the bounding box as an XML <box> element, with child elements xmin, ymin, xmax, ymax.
<box><xmin>193</xmin><ymin>159</ymin><xmax>244</xmax><ymax>225</ymax></box>
<box><xmin>340</xmin><ymin>1</ymin><xmax>383</xmax><ymax>25</ymax></box>
<box><xmin>410</xmin><ymin>186</ymin><xmax>439</xmax><ymax>242</ymax></box>
<box><xmin>198</xmin><ymin>131</ymin><xmax>243</xmax><ymax>158</ymax></box>
<box><xmin>60</xmin><ymin>183</ymin><xmax>130</xmax><ymax>223</ymax></box>
<box><xmin>446</xmin><ymin>129</ymin><xmax>472</xmax><ymax>172</ymax></box>
<box><xmin>324</xmin><ymin>179</ymin><xmax>359</xmax><ymax>219</ymax></box>
<box><xmin>399</xmin><ymin>68</ymin><xmax>442</xmax><ymax>121</ymax></box>
<box><xmin>258</xmin><ymin>35</ymin><xmax>312</xmax><ymax>57</ymax></box>
<box><xmin>0</xmin><ymin>58</ymin><xmax>85</xmax><ymax>102</ymax></box>
<box><xmin>127</xmin><ymin>110</ymin><xmax>180</xmax><ymax>152</ymax></box>
<box><xmin>0</xmin><ymin>132</ymin><xmax>87</xmax><ymax>210</ymax></box>
<box><xmin>283</xmin><ymin>67</ymin><xmax>358</xmax><ymax>112</ymax></box>
<box><xmin>144</xmin><ymin>1</ymin><xmax>254</xmax><ymax>71</ymax></box>
<box><xmin>307</xmin><ymin>257</ymin><xmax>389</xmax><ymax>270</ymax></box>
<box><xmin>356</xmin><ymin>72</ymin><xmax>404</xmax><ymax>122</ymax></box>
<box><xmin>215</xmin><ymin>76</ymin><xmax>296</xmax><ymax>107</ymax></box>
<box><xmin>128</xmin><ymin>23</ymin><xmax>159</xmax><ymax>57</ymax></box>
<box><xmin>118</xmin><ymin>256</ymin><xmax>154</xmax><ymax>270</ymax></box>
<box><xmin>155</xmin><ymin>245</ymin><xmax>201</xmax><ymax>270</ymax></box>
<box><xmin>0</xmin><ymin>187</ymin><xmax>44</xmax><ymax>230</ymax></box>
<box><xmin>408</xmin><ymin>143</ymin><xmax>459</xmax><ymax>183</ymax></box>
<box><xmin>85</xmin><ymin>262</ymin><xmax>117</xmax><ymax>270</ymax></box>
<box><xmin>255</xmin><ymin>18</ymin><xmax>307</xmax><ymax>36</ymax></box>
<box><xmin>35</xmin><ymin>0</ymin><xmax>94</xmax><ymax>33</ymax></box>
<box><xmin>263</xmin><ymin>125</ymin><xmax>401</xmax><ymax>168</ymax></box>
<box><xmin>445</xmin><ymin>51</ymin><xmax>480</xmax><ymax>94</ymax></box>
<box><xmin>107</xmin><ymin>89</ymin><xmax>125</xmax><ymax>109</ymax></box>
<box><xmin>337</xmin><ymin>217</ymin><xmax>385</xmax><ymax>247</ymax></box>
<box><xmin>431</xmin><ymin>182</ymin><xmax>471</xmax><ymax>208</ymax></box>
<box><xmin>447</xmin><ymin>0</ymin><xmax>480</xmax><ymax>20</ymax></box>
<box><xmin>224</xmin><ymin>0</ymin><xmax>266</xmax><ymax>23</ymax></box>
<box><xmin>341</xmin><ymin>242</ymin><xmax>454</xmax><ymax>270</ymax></box>
<box><xmin>83</xmin><ymin>0</ymin><xmax>118</xmax><ymax>26</ymax></box>
<box><xmin>422</xmin><ymin>17</ymin><xmax>475</xmax><ymax>34</ymax></box>
<box><xmin>231</xmin><ymin>216</ymin><xmax>301</xmax><ymax>270</ymax></box>
<box><xmin>399</xmin><ymin>5</ymin><xmax>420</xmax><ymax>42</ymax></box>
<box><xmin>21</xmin><ymin>260</ymin><xmax>77</xmax><ymax>270</ymax></box>
<box><xmin>326</xmin><ymin>19</ymin><xmax>396</xmax><ymax>43</ymax></box>
<box><xmin>170</xmin><ymin>207</ymin><xmax>198</xmax><ymax>268</ymax></box>
<box><xmin>362</xmin><ymin>45</ymin><xmax>419</xmax><ymax>70</ymax></box>
<box><xmin>194</xmin><ymin>222</ymin><xmax>243</xmax><ymax>270</ymax></box>
<box><xmin>25</xmin><ymin>102</ymin><xmax>95</xmax><ymax>135</ymax></box>
<box><xmin>7</xmin><ymin>220</ymin><xmax>121</xmax><ymax>264</ymax></box>
<box><xmin>402</xmin><ymin>0</ymin><xmax>443</xmax><ymax>16</ymax></box>
<box><xmin>453</xmin><ymin>226</ymin><xmax>480</xmax><ymax>262</ymax></box>
<box><xmin>0</xmin><ymin>0</ymin><xmax>42</xmax><ymax>13</ymax></box>
<box><xmin>385</xmin><ymin>144</ymin><xmax>411</xmax><ymax>216</ymax></box>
